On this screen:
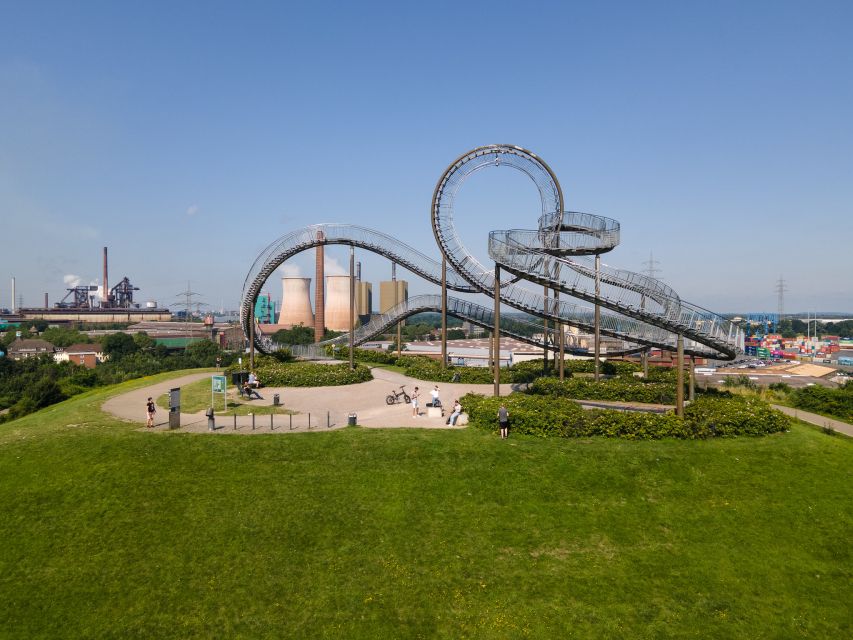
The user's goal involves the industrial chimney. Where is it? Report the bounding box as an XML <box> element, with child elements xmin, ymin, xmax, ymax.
<box><xmin>102</xmin><ymin>246</ymin><xmax>109</xmax><ymax>305</ymax></box>
<box><xmin>278</xmin><ymin>277</ymin><xmax>314</xmax><ymax>328</ymax></box>
<box><xmin>314</xmin><ymin>232</ymin><xmax>325</xmax><ymax>341</ymax></box>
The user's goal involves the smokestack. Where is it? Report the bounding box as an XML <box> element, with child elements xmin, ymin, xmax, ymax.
<box><xmin>278</xmin><ymin>277</ymin><xmax>314</xmax><ymax>327</ymax></box>
<box><xmin>392</xmin><ymin>262</ymin><xmax>396</xmax><ymax>281</ymax></box>
<box><xmin>314</xmin><ymin>231</ymin><xmax>325</xmax><ymax>342</ymax></box>
<box><xmin>102</xmin><ymin>247</ymin><xmax>109</xmax><ymax>304</ymax></box>
<box><xmin>44</xmin><ymin>292</ymin><xmax>48</xmax><ymax>309</ymax></box>
<box><xmin>11</xmin><ymin>276</ymin><xmax>15</xmax><ymax>313</ymax></box>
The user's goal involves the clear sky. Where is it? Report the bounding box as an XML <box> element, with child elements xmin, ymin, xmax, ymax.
<box><xmin>2</xmin><ymin>0</ymin><xmax>851</xmax><ymax>315</ymax></box>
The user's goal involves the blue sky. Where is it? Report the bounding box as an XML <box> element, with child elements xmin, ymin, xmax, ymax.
<box><xmin>1</xmin><ymin>0</ymin><xmax>851</xmax><ymax>315</ymax></box>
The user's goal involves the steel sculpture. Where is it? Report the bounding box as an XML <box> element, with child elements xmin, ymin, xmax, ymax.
<box><xmin>241</xmin><ymin>145</ymin><xmax>743</xmax><ymax>361</ymax></box>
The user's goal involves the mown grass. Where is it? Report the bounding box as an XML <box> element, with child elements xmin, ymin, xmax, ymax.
<box><xmin>0</xmin><ymin>372</ymin><xmax>850</xmax><ymax>639</ymax></box>
<box><xmin>155</xmin><ymin>377</ymin><xmax>295</xmax><ymax>416</ymax></box>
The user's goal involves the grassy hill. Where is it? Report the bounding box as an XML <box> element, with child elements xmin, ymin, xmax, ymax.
<box><xmin>0</xmin><ymin>371</ymin><xmax>850</xmax><ymax>638</ymax></box>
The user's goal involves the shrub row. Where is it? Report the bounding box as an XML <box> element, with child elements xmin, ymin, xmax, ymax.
<box><xmin>527</xmin><ymin>377</ymin><xmax>678</xmax><ymax>404</ymax></box>
<box><xmin>789</xmin><ymin>382</ymin><xmax>853</xmax><ymax>422</ymax></box>
<box><xmin>461</xmin><ymin>392</ymin><xmax>790</xmax><ymax>439</ymax></box>
<box><xmin>255</xmin><ymin>361</ymin><xmax>373</xmax><ymax>387</ymax></box>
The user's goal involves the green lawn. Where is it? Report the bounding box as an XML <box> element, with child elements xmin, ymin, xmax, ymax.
<box><xmin>0</xmin><ymin>371</ymin><xmax>850</xmax><ymax>639</ymax></box>
<box><xmin>155</xmin><ymin>377</ymin><xmax>295</xmax><ymax>416</ymax></box>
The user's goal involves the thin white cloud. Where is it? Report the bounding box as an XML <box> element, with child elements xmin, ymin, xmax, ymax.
<box><xmin>281</xmin><ymin>264</ymin><xmax>302</xmax><ymax>277</ymax></box>
<box><xmin>324</xmin><ymin>256</ymin><xmax>347</xmax><ymax>276</ymax></box>
<box><xmin>186</xmin><ymin>204</ymin><xmax>200</xmax><ymax>216</ymax></box>
<box><xmin>63</xmin><ymin>274</ymin><xmax>81</xmax><ymax>288</ymax></box>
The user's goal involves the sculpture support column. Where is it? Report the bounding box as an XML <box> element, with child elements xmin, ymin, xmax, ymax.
<box><xmin>441</xmin><ymin>257</ymin><xmax>447</xmax><ymax>368</ymax></box>
<box><xmin>494</xmin><ymin>265</ymin><xmax>501</xmax><ymax>397</ymax></box>
<box><xmin>349</xmin><ymin>246</ymin><xmax>355</xmax><ymax>371</ymax></box>
<box><xmin>594</xmin><ymin>254</ymin><xmax>601</xmax><ymax>381</ymax></box>
<box><xmin>676</xmin><ymin>334</ymin><xmax>685</xmax><ymax>417</ymax></box>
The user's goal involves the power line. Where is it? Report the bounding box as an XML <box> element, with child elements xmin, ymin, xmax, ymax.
<box><xmin>642</xmin><ymin>251</ymin><xmax>661</xmax><ymax>280</ymax></box>
<box><xmin>774</xmin><ymin>276</ymin><xmax>788</xmax><ymax>321</ymax></box>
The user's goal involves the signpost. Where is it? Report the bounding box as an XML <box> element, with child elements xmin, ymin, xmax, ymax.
<box><xmin>211</xmin><ymin>375</ymin><xmax>227</xmax><ymax>413</ymax></box>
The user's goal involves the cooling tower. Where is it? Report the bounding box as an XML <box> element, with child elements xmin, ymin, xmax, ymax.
<box><xmin>324</xmin><ymin>275</ymin><xmax>353</xmax><ymax>331</ymax></box>
<box><xmin>278</xmin><ymin>277</ymin><xmax>314</xmax><ymax>327</ymax></box>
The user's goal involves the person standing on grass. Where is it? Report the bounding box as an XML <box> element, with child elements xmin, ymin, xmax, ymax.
<box><xmin>146</xmin><ymin>397</ymin><xmax>156</xmax><ymax>428</ymax></box>
<box><xmin>412</xmin><ymin>386</ymin><xmax>420</xmax><ymax>418</ymax></box>
<box><xmin>498</xmin><ymin>404</ymin><xmax>509</xmax><ymax>439</ymax></box>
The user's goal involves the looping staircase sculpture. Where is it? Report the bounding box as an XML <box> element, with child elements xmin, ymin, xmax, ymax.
<box><xmin>242</xmin><ymin>145</ymin><xmax>743</xmax><ymax>360</ymax></box>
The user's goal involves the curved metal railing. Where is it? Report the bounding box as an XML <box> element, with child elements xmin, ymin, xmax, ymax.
<box><xmin>241</xmin><ymin>145</ymin><xmax>743</xmax><ymax>360</ymax></box>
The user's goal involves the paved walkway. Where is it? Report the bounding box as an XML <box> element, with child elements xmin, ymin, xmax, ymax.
<box><xmin>772</xmin><ymin>404</ymin><xmax>853</xmax><ymax>438</ymax></box>
<box><xmin>102</xmin><ymin>367</ymin><xmax>680</xmax><ymax>435</ymax></box>
<box><xmin>102</xmin><ymin>368</ymin><xmax>522</xmax><ymax>434</ymax></box>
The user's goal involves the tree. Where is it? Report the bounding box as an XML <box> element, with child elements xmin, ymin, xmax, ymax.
<box><xmin>101</xmin><ymin>333</ymin><xmax>139</xmax><ymax>361</ymax></box>
<box><xmin>185</xmin><ymin>340</ymin><xmax>222</xmax><ymax>366</ymax></box>
<box><xmin>272</xmin><ymin>325</ymin><xmax>315</xmax><ymax>345</ymax></box>
<box><xmin>41</xmin><ymin>327</ymin><xmax>90</xmax><ymax>348</ymax></box>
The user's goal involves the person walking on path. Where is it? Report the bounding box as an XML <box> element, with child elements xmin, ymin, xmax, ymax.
<box><xmin>412</xmin><ymin>386</ymin><xmax>420</xmax><ymax>418</ymax></box>
<box><xmin>498</xmin><ymin>404</ymin><xmax>509</xmax><ymax>439</ymax></box>
<box><xmin>146</xmin><ymin>397</ymin><xmax>156</xmax><ymax>428</ymax></box>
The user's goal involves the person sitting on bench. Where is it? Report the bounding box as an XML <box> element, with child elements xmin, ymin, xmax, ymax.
<box><xmin>242</xmin><ymin>381</ymin><xmax>263</xmax><ymax>400</ymax></box>
<box><xmin>446</xmin><ymin>400</ymin><xmax>462</xmax><ymax>425</ymax></box>
<box><xmin>248</xmin><ymin>371</ymin><xmax>260</xmax><ymax>388</ymax></box>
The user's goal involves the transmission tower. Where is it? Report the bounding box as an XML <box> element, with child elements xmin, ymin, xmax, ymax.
<box><xmin>774</xmin><ymin>276</ymin><xmax>787</xmax><ymax>321</ymax></box>
<box><xmin>173</xmin><ymin>282</ymin><xmax>204</xmax><ymax>320</ymax></box>
<box><xmin>642</xmin><ymin>251</ymin><xmax>662</xmax><ymax>280</ymax></box>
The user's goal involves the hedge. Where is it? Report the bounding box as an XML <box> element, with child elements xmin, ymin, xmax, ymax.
<box><xmin>527</xmin><ymin>377</ymin><xmax>677</xmax><ymax>404</ymax></box>
<box><xmin>788</xmin><ymin>382</ymin><xmax>853</xmax><ymax>423</ymax></box>
<box><xmin>461</xmin><ymin>392</ymin><xmax>790</xmax><ymax>439</ymax></box>
<box><xmin>255</xmin><ymin>361</ymin><xmax>373</xmax><ymax>387</ymax></box>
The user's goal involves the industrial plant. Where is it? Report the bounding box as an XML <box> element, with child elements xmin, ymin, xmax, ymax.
<box><xmin>12</xmin><ymin>247</ymin><xmax>171</xmax><ymax>323</ymax></box>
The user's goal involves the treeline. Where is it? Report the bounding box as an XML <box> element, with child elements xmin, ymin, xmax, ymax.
<box><xmin>0</xmin><ymin>332</ymin><xmax>236</xmax><ymax>423</ymax></box>
<box><xmin>777</xmin><ymin>318</ymin><xmax>853</xmax><ymax>338</ymax></box>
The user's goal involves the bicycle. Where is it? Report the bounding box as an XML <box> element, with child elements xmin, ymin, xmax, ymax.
<box><xmin>386</xmin><ymin>385</ymin><xmax>411</xmax><ymax>405</ymax></box>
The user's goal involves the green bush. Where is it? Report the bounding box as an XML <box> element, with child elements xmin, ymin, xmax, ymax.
<box><xmin>255</xmin><ymin>361</ymin><xmax>373</xmax><ymax>387</ymax></box>
<box><xmin>527</xmin><ymin>377</ymin><xmax>677</xmax><ymax>404</ymax></box>
<box><xmin>683</xmin><ymin>395</ymin><xmax>791</xmax><ymax>437</ymax></box>
<box><xmin>330</xmin><ymin>346</ymin><xmax>399</xmax><ymax>365</ymax></box>
<box><xmin>461</xmin><ymin>392</ymin><xmax>789</xmax><ymax>440</ymax></box>
<box><xmin>789</xmin><ymin>382</ymin><xmax>853</xmax><ymax>422</ymax></box>
<box><xmin>724</xmin><ymin>375</ymin><xmax>758</xmax><ymax>390</ymax></box>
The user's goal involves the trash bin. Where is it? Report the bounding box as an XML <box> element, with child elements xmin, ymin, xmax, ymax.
<box><xmin>206</xmin><ymin>407</ymin><xmax>215</xmax><ymax>431</ymax></box>
<box><xmin>273</xmin><ymin>394</ymin><xmax>280</xmax><ymax>406</ymax></box>
<box><xmin>348</xmin><ymin>413</ymin><xmax>357</xmax><ymax>426</ymax></box>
